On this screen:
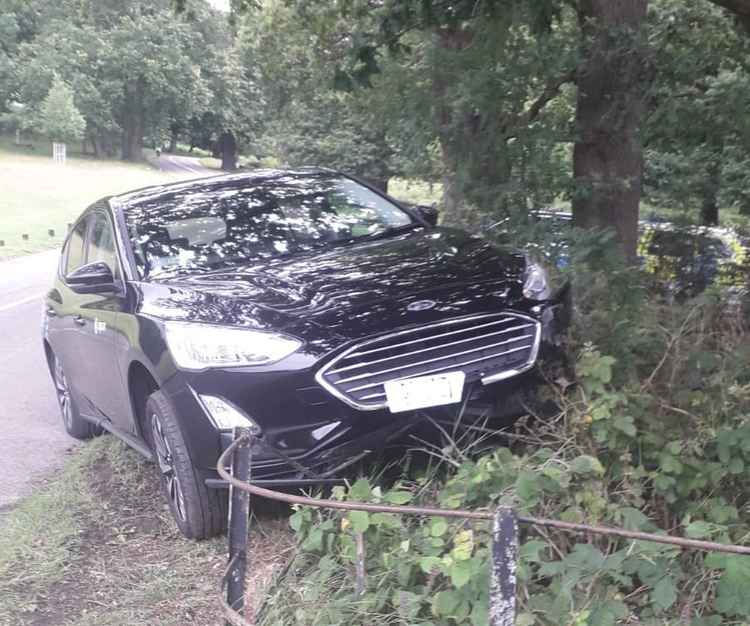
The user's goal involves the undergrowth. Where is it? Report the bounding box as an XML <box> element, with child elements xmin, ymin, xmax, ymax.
<box><xmin>256</xmin><ymin>236</ymin><xmax>750</xmax><ymax>626</ymax></box>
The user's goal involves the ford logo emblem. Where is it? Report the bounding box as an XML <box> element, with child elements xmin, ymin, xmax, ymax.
<box><xmin>407</xmin><ymin>300</ymin><xmax>437</xmax><ymax>312</ymax></box>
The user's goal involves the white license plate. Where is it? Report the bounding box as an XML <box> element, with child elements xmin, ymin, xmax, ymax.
<box><xmin>384</xmin><ymin>371</ymin><xmax>465</xmax><ymax>413</ymax></box>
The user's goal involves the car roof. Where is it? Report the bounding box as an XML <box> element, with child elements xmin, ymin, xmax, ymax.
<box><xmin>110</xmin><ymin>166</ymin><xmax>336</xmax><ymax>211</ymax></box>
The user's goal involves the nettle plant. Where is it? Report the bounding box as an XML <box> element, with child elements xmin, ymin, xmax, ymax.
<box><xmin>259</xmin><ymin>296</ymin><xmax>750</xmax><ymax>626</ymax></box>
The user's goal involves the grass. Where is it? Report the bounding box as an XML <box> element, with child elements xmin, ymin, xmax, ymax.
<box><xmin>0</xmin><ymin>435</ymin><xmax>293</xmax><ymax>626</ymax></box>
<box><xmin>0</xmin><ymin>135</ymin><xmax>187</xmax><ymax>260</ymax></box>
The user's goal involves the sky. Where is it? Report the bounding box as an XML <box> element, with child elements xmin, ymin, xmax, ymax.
<box><xmin>207</xmin><ymin>0</ymin><xmax>230</xmax><ymax>12</ymax></box>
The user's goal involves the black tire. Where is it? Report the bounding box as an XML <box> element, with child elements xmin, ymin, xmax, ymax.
<box><xmin>145</xmin><ymin>390</ymin><xmax>227</xmax><ymax>539</ymax></box>
<box><xmin>52</xmin><ymin>354</ymin><xmax>101</xmax><ymax>440</ymax></box>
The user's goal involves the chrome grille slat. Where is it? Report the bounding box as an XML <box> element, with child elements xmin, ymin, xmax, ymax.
<box><xmin>346</xmin><ymin>343</ymin><xmax>533</xmax><ymax>394</ymax></box>
<box><xmin>346</xmin><ymin>316</ymin><xmax>518</xmax><ymax>359</ymax></box>
<box><xmin>336</xmin><ymin>333</ymin><xmax>535</xmax><ymax>385</ymax></box>
<box><xmin>327</xmin><ymin>323</ymin><xmax>535</xmax><ymax>375</ymax></box>
<box><xmin>315</xmin><ymin>313</ymin><xmax>541</xmax><ymax>411</ymax></box>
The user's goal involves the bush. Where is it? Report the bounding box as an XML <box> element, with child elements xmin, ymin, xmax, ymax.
<box><xmin>257</xmin><ymin>248</ymin><xmax>750</xmax><ymax>626</ymax></box>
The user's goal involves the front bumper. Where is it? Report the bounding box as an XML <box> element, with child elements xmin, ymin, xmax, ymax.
<box><xmin>161</xmin><ymin>296</ymin><xmax>570</xmax><ymax>487</ymax></box>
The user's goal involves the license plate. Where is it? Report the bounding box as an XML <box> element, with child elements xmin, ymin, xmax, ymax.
<box><xmin>384</xmin><ymin>371</ymin><xmax>465</xmax><ymax>413</ymax></box>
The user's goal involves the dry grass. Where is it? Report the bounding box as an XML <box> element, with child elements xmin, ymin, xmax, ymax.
<box><xmin>0</xmin><ymin>435</ymin><xmax>294</xmax><ymax>626</ymax></box>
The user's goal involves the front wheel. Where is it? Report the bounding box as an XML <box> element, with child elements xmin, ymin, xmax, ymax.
<box><xmin>52</xmin><ymin>355</ymin><xmax>101</xmax><ymax>439</ymax></box>
<box><xmin>145</xmin><ymin>390</ymin><xmax>227</xmax><ymax>539</ymax></box>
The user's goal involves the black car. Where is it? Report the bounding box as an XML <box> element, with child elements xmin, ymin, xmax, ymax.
<box><xmin>43</xmin><ymin>169</ymin><xmax>569</xmax><ymax>538</ymax></box>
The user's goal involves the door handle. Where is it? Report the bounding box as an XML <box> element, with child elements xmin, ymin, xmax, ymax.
<box><xmin>74</xmin><ymin>315</ymin><xmax>86</xmax><ymax>326</ymax></box>
<box><xmin>46</xmin><ymin>307</ymin><xmax>57</xmax><ymax>318</ymax></box>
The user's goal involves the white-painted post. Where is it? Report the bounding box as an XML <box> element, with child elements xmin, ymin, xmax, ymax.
<box><xmin>490</xmin><ymin>507</ymin><xmax>518</xmax><ymax>626</ymax></box>
<box><xmin>52</xmin><ymin>142</ymin><xmax>66</xmax><ymax>164</ymax></box>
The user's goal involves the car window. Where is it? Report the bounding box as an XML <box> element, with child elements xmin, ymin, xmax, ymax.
<box><xmin>88</xmin><ymin>212</ymin><xmax>121</xmax><ymax>279</ymax></box>
<box><xmin>123</xmin><ymin>173</ymin><xmax>416</xmax><ymax>278</ymax></box>
<box><xmin>65</xmin><ymin>219</ymin><xmax>89</xmax><ymax>276</ymax></box>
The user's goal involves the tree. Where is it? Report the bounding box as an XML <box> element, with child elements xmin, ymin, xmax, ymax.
<box><xmin>572</xmin><ymin>0</ymin><xmax>650</xmax><ymax>261</ymax></box>
<box><xmin>644</xmin><ymin>0</ymin><xmax>750</xmax><ymax>226</ymax></box>
<box><xmin>38</xmin><ymin>75</ymin><xmax>85</xmax><ymax>144</ymax></box>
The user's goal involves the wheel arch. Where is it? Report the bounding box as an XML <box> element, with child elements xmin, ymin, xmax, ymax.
<box><xmin>127</xmin><ymin>360</ymin><xmax>160</xmax><ymax>440</ymax></box>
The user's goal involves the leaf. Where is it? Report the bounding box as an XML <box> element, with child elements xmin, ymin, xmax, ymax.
<box><xmin>685</xmin><ymin>521</ymin><xmax>714</xmax><ymax>539</ymax></box>
<box><xmin>419</xmin><ymin>556</ymin><xmax>442</xmax><ymax>574</ymax></box>
<box><xmin>449</xmin><ymin>560</ymin><xmax>472</xmax><ymax>588</ymax></box>
<box><xmin>652</xmin><ymin>576</ymin><xmax>678</xmax><ymax>611</ymax></box>
<box><xmin>715</xmin><ymin>555</ymin><xmax>750</xmax><ymax>616</ymax></box>
<box><xmin>348</xmin><ymin>510</ymin><xmax>370</xmax><ymax>533</ymax></box>
<box><xmin>570</xmin><ymin>454</ymin><xmax>605</xmax><ymax>476</ymax></box>
<box><xmin>451</xmin><ymin>530</ymin><xmax>474</xmax><ymax>561</ymax></box>
<box><xmin>519</xmin><ymin>540</ymin><xmax>547</xmax><ymax>563</ymax></box>
<box><xmin>349</xmin><ymin>478</ymin><xmax>372</xmax><ymax>500</ymax></box>
<box><xmin>432</xmin><ymin>590</ymin><xmax>461</xmax><ymax>617</ymax></box>
<box><xmin>384</xmin><ymin>490</ymin><xmax>413</xmax><ymax>505</ymax></box>
<box><xmin>430</xmin><ymin>518</ymin><xmax>448</xmax><ymax>537</ymax></box>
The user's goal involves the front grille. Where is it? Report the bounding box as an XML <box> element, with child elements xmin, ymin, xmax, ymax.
<box><xmin>316</xmin><ymin>313</ymin><xmax>540</xmax><ymax>411</ymax></box>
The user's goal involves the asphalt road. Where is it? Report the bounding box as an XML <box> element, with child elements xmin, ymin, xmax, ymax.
<box><xmin>0</xmin><ymin>250</ymin><xmax>77</xmax><ymax>510</ymax></box>
<box><xmin>153</xmin><ymin>153</ymin><xmax>216</xmax><ymax>176</ymax></box>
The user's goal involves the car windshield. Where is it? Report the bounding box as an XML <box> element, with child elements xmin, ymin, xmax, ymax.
<box><xmin>121</xmin><ymin>172</ymin><xmax>416</xmax><ymax>278</ymax></box>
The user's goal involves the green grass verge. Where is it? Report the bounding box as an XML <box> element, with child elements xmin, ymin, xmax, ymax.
<box><xmin>0</xmin><ymin>136</ymin><xmax>184</xmax><ymax>260</ymax></box>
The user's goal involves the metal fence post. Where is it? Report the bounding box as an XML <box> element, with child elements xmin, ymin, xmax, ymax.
<box><xmin>226</xmin><ymin>427</ymin><xmax>252</xmax><ymax>624</ymax></box>
<box><xmin>489</xmin><ymin>507</ymin><xmax>518</xmax><ymax>626</ymax></box>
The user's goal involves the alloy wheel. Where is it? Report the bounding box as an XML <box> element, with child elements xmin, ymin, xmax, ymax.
<box><xmin>54</xmin><ymin>358</ymin><xmax>73</xmax><ymax>430</ymax></box>
<box><xmin>150</xmin><ymin>413</ymin><xmax>187</xmax><ymax>522</ymax></box>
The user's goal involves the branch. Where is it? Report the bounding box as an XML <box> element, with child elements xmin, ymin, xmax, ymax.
<box><xmin>501</xmin><ymin>68</ymin><xmax>576</xmax><ymax>137</ymax></box>
<box><xmin>706</xmin><ymin>0</ymin><xmax>750</xmax><ymax>33</ymax></box>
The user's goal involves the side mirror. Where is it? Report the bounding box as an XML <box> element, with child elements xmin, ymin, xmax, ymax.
<box><xmin>414</xmin><ymin>204</ymin><xmax>439</xmax><ymax>227</ymax></box>
<box><xmin>66</xmin><ymin>261</ymin><xmax>117</xmax><ymax>294</ymax></box>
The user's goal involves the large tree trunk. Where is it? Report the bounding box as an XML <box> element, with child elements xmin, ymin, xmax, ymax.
<box><xmin>219</xmin><ymin>130</ymin><xmax>237</xmax><ymax>170</ymax></box>
<box><xmin>121</xmin><ymin>77</ymin><xmax>145</xmax><ymax>161</ymax></box>
<box><xmin>168</xmin><ymin>123</ymin><xmax>179</xmax><ymax>153</ymax></box>
<box><xmin>701</xmin><ymin>160</ymin><xmax>721</xmax><ymax>226</ymax></box>
<box><xmin>572</xmin><ymin>0</ymin><xmax>650</xmax><ymax>263</ymax></box>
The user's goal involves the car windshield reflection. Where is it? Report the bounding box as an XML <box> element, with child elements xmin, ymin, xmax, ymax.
<box><xmin>122</xmin><ymin>171</ymin><xmax>416</xmax><ymax>279</ymax></box>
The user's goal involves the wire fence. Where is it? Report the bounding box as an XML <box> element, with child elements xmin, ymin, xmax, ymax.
<box><xmin>215</xmin><ymin>428</ymin><xmax>750</xmax><ymax>626</ymax></box>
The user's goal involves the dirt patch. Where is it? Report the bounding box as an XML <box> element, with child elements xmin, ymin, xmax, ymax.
<box><xmin>2</xmin><ymin>436</ymin><xmax>295</xmax><ymax>626</ymax></box>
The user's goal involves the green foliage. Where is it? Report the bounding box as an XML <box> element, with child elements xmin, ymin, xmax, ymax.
<box><xmin>38</xmin><ymin>75</ymin><xmax>85</xmax><ymax>144</ymax></box>
<box><xmin>258</xmin><ymin>268</ymin><xmax>750</xmax><ymax>625</ymax></box>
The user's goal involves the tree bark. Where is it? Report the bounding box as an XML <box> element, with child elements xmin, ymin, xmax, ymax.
<box><xmin>700</xmin><ymin>161</ymin><xmax>721</xmax><ymax>226</ymax></box>
<box><xmin>121</xmin><ymin>77</ymin><xmax>145</xmax><ymax>161</ymax></box>
<box><xmin>219</xmin><ymin>130</ymin><xmax>237</xmax><ymax>170</ymax></box>
<box><xmin>572</xmin><ymin>0</ymin><xmax>650</xmax><ymax>263</ymax></box>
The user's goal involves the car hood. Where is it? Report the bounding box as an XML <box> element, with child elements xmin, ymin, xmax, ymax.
<box><xmin>141</xmin><ymin>227</ymin><xmax>528</xmax><ymax>348</ymax></box>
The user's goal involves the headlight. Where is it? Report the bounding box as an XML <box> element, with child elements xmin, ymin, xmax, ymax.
<box><xmin>165</xmin><ymin>321</ymin><xmax>302</xmax><ymax>370</ymax></box>
<box><xmin>523</xmin><ymin>259</ymin><xmax>551</xmax><ymax>300</ymax></box>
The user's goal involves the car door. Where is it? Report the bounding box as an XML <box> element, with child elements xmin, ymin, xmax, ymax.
<box><xmin>45</xmin><ymin>216</ymin><xmax>91</xmax><ymax>399</ymax></box>
<box><xmin>71</xmin><ymin>208</ymin><xmax>132</xmax><ymax>426</ymax></box>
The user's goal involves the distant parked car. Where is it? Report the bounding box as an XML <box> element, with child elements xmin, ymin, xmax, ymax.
<box><xmin>530</xmin><ymin>210</ymin><xmax>749</xmax><ymax>299</ymax></box>
<box><xmin>42</xmin><ymin>169</ymin><xmax>570</xmax><ymax>538</ymax></box>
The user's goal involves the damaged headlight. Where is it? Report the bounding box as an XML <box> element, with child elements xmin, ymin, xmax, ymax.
<box><xmin>523</xmin><ymin>258</ymin><xmax>551</xmax><ymax>301</ymax></box>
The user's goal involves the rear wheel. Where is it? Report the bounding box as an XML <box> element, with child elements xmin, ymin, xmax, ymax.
<box><xmin>52</xmin><ymin>355</ymin><xmax>101</xmax><ymax>439</ymax></box>
<box><xmin>145</xmin><ymin>390</ymin><xmax>226</xmax><ymax>539</ymax></box>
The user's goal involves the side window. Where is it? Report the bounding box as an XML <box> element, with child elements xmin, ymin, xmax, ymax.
<box><xmin>88</xmin><ymin>212</ymin><xmax>120</xmax><ymax>280</ymax></box>
<box><xmin>65</xmin><ymin>219</ymin><xmax>88</xmax><ymax>276</ymax></box>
